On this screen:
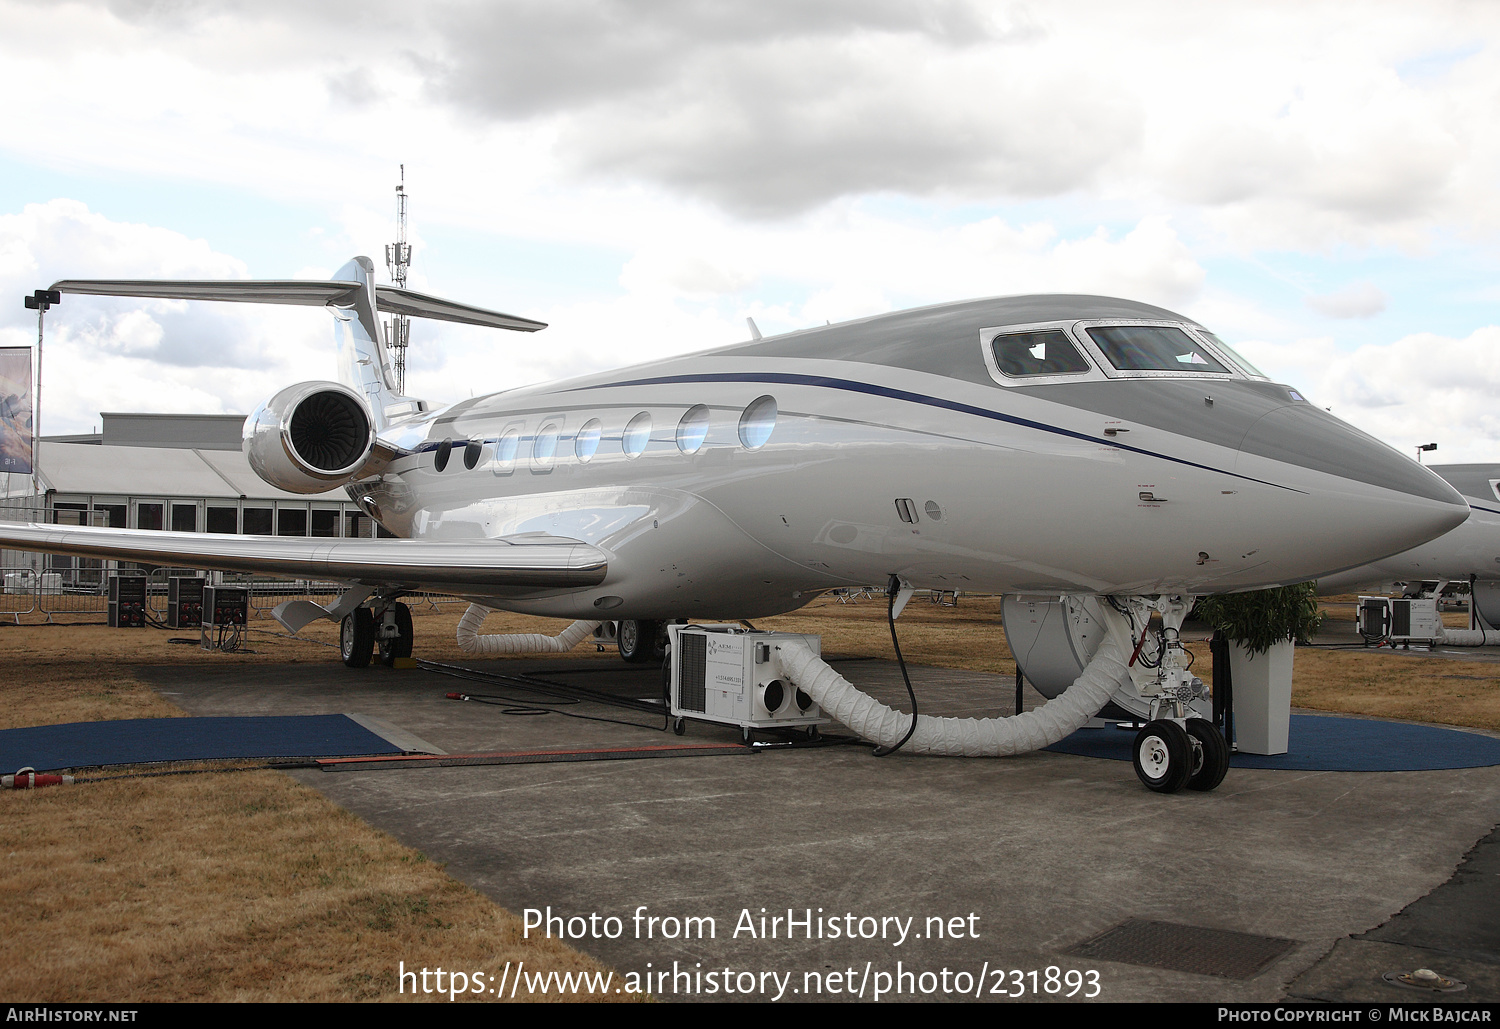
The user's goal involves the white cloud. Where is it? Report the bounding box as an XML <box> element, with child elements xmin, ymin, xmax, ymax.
<box><xmin>0</xmin><ymin>200</ymin><xmax>333</xmax><ymax>434</ymax></box>
<box><xmin>6</xmin><ymin>1</ymin><xmax>1498</xmax><ymax>249</ymax></box>
<box><xmin>1236</xmin><ymin>326</ymin><xmax>1500</xmax><ymax>463</ymax></box>
<box><xmin>1305</xmin><ymin>282</ymin><xmax>1387</xmax><ymax>319</ymax></box>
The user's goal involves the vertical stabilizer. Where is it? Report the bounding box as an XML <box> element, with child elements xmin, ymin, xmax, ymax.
<box><xmin>330</xmin><ymin>257</ymin><xmax>419</xmax><ymax>432</ymax></box>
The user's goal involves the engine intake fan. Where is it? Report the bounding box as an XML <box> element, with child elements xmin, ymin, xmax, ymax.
<box><xmin>244</xmin><ymin>381</ymin><xmax>386</xmax><ymax>494</ymax></box>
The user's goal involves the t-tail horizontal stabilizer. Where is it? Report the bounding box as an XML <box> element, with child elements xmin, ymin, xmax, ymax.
<box><xmin>51</xmin><ymin>256</ymin><xmax>545</xmax><ymax>432</ymax></box>
<box><xmin>48</xmin><ymin>272</ymin><xmax>546</xmax><ymax>332</ymax></box>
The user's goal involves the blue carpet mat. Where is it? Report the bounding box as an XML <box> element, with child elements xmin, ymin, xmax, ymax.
<box><xmin>1047</xmin><ymin>713</ymin><xmax>1500</xmax><ymax>771</ymax></box>
<box><xmin>0</xmin><ymin>715</ymin><xmax>405</xmax><ymax>772</ymax></box>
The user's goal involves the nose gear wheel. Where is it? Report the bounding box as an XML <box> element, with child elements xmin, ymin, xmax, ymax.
<box><xmin>1133</xmin><ymin>719</ymin><xmax>1192</xmax><ymax>793</ymax></box>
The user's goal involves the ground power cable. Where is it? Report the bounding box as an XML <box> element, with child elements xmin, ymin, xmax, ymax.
<box><xmin>872</xmin><ymin>573</ymin><xmax>919</xmax><ymax>757</ymax></box>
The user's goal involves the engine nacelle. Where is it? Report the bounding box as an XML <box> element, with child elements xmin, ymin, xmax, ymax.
<box><xmin>1002</xmin><ymin>595</ymin><xmax>1213</xmax><ymax>723</ymax></box>
<box><xmin>1474</xmin><ymin>580</ymin><xmax>1500</xmax><ymax>630</ymax></box>
<box><xmin>244</xmin><ymin>381</ymin><xmax>378</xmax><ymax>494</ymax></box>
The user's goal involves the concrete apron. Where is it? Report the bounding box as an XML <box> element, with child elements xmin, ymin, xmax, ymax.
<box><xmin>143</xmin><ymin>657</ymin><xmax>1500</xmax><ymax>1003</ymax></box>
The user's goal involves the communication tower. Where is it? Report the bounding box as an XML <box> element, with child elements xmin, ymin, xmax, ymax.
<box><xmin>384</xmin><ymin>166</ymin><xmax>412</xmax><ymax>394</ymax></box>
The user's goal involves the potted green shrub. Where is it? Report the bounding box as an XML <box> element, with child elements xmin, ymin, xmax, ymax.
<box><xmin>1193</xmin><ymin>583</ymin><xmax>1323</xmax><ymax>755</ymax></box>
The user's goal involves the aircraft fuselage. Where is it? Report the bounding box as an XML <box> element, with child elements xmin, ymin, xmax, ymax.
<box><xmin>358</xmin><ymin>296</ymin><xmax>1468</xmax><ymax>620</ymax></box>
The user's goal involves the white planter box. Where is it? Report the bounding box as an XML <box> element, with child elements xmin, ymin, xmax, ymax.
<box><xmin>1228</xmin><ymin>639</ymin><xmax>1294</xmax><ymax>755</ymax></box>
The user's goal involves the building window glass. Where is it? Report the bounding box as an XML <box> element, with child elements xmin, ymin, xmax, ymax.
<box><xmin>207</xmin><ymin>507</ymin><xmax>238</xmax><ymax>534</ymax></box>
<box><xmin>311</xmin><ymin>509</ymin><xmax>339</xmax><ymax>537</ymax></box>
<box><xmin>276</xmin><ymin>508</ymin><xmax>308</xmax><ymax>537</ymax></box>
<box><xmin>243</xmin><ymin>508</ymin><xmax>273</xmax><ymax>535</ymax></box>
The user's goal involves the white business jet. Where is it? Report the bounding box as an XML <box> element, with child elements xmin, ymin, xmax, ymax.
<box><xmin>1</xmin><ymin>257</ymin><xmax>1469</xmax><ymax>791</ymax></box>
<box><xmin>1319</xmin><ymin>463</ymin><xmax>1500</xmax><ymax>627</ymax></box>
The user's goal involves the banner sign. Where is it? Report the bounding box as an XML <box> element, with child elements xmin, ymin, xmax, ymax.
<box><xmin>0</xmin><ymin>347</ymin><xmax>34</xmax><ymax>474</ymax></box>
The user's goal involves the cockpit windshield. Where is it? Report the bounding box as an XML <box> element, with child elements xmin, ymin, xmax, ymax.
<box><xmin>1086</xmin><ymin>325</ymin><xmax>1231</xmax><ymax>374</ymax></box>
<box><xmin>1198</xmin><ymin>331</ymin><xmax>1268</xmax><ymax>378</ymax></box>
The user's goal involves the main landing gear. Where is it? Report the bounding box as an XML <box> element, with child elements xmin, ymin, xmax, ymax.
<box><xmin>340</xmin><ymin>600</ymin><xmax>413</xmax><ymax>668</ymax></box>
<box><xmin>1132</xmin><ymin>717</ymin><xmax>1230</xmax><ymax>793</ymax></box>
<box><xmin>617</xmin><ymin>619</ymin><xmax>665</xmax><ymax>663</ymax></box>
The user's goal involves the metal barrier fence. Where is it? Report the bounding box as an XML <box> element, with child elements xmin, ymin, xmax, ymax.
<box><xmin>0</xmin><ymin>565</ymin><xmax>468</xmax><ymax>624</ymax></box>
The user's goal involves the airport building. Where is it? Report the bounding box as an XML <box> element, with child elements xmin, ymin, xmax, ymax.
<box><xmin>0</xmin><ymin>412</ymin><xmax>390</xmax><ymax>581</ymax></box>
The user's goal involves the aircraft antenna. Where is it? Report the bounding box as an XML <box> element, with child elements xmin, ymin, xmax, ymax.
<box><xmin>384</xmin><ymin>165</ymin><xmax>412</xmax><ymax>394</ymax></box>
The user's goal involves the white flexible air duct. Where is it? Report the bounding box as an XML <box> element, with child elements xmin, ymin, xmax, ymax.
<box><xmin>1437</xmin><ymin>627</ymin><xmax>1495</xmax><ymax>647</ymax></box>
<box><xmin>456</xmin><ymin>604</ymin><xmax>602</xmax><ymax>655</ymax></box>
<box><xmin>777</xmin><ymin>630</ymin><xmax>1132</xmax><ymax>757</ymax></box>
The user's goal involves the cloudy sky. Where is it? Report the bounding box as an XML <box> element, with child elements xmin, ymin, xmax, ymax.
<box><xmin>1</xmin><ymin>0</ymin><xmax>1498</xmax><ymax>460</ymax></box>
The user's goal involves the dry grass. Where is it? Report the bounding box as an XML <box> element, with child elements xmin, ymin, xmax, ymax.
<box><xmin>1</xmin><ymin>765</ymin><xmax>624</xmax><ymax>1002</ymax></box>
<box><xmin>1287</xmin><ymin>649</ymin><xmax>1500</xmax><ymax>731</ymax></box>
<box><xmin>0</xmin><ymin>612</ymin><xmax>633</xmax><ymax>1003</ymax></box>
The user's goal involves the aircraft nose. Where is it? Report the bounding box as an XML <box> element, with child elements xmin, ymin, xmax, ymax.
<box><xmin>1238</xmin><ymin>404</ymin><xmax>1470</xmax><ymax>568</ymax></box>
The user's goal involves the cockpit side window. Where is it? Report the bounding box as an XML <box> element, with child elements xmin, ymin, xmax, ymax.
<box><xmin>1087</xmin><ymin>325</ymin><xmax>1231</xmax><ymax>374</ymax></box>
<box><xmin>991</xmin><ymin>329</ymin><xmax>1092</xmax><ymax>377</ymax></box>
<box><xmin>1198</xmin><ymin>330</ymin><xmax>1268</xmax><ymax>379</ymax></box>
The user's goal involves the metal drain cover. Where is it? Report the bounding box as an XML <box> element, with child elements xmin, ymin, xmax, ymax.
<box><xmin>1066</xmin><ymin>919</ymin><xmax>1296</xmax><ymax>979</ymax></box>
<box><xmin>1382</xmin><ymin>968</ymin><xmax>1466</xmax><ymax>993</ymax></box>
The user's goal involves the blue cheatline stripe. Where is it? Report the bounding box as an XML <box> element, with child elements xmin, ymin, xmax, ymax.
<box><xmin>564</xmin><ymin>371</ymin><xmax>1305</xmax><ymax>493</ymax></box>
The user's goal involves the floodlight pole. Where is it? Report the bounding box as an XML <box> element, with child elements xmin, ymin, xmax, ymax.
<box><xmin>22</xmin><ymin>289</ymin><xmax>59</xmax><ymax>508</ymax></box>
<box><xmin>1416</xmin><ymin>443</ymin><xmax>1437</xmax><ymax>464</ymax></box>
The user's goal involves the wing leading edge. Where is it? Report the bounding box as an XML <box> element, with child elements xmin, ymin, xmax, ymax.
<box><xmin>0</xmin><ymin>524</ymin><xmax>607</xmax><ymax>591</ymax></box>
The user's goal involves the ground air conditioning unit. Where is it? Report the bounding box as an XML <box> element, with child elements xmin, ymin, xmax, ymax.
<box><xmin>1390</xmin><ymin>597</ymin><xmax>1442</xmax><ymax>648</ymax></box>
<box><xmin>667</xmin><ymin>625</ymin><xmax>828</xmax><ymax>740</ymax></box>
<box><xmin>1358</xmin><ymin>596</ymin><xmax>1442</xmax><ymax>648</ymax></box>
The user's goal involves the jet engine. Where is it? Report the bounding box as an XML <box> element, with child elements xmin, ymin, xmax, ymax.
<box><xmin>243</xmin><ymin>381</ymin><xmax>381</xmax><ymax>494</ymax></box>
<box><xmin>1474</xmin><ymin>580</ymin><xmax>1500</xmax><ymax>630</ymax></box>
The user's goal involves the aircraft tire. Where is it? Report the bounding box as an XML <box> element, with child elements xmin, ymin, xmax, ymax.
<box><xmin>341</xmin><ymin>608</ymin><xmax>375</xmax><ymax>668</ymax></box>
<box><xmin>1133</xmin><ymin>719</ymin><xmax>1192</xmax><ymax>793</ymax></box>
<box><xmin>618</xmin><ymin>620</ymin><xmax>661</xmax><ymax>663</ymax></box>
<box><xmin>1184</xmin><ymin>718</ymin><xmax>1230</xmax><ymax>792</ymax></box>
<box><xmin>378</xmin><ymin>602</ymin><xmax>414</xmax><ymax>666</ymax></box>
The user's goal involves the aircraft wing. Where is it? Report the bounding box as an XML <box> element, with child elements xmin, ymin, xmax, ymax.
<box><xmin>48</xmin><ymin>278</ymin><xmax>546</xmax><ymax>332</ymax></box>
<box><xmin>0</xmin><ymin>524</ymin><xmax>607</xmax><ymax>591</ymax></box>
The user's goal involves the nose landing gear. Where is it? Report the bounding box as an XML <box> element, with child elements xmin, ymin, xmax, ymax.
<box><xmin>1132</xmin><ymin>717</ymin><xmax>1230</xmax><ymax>793</ymax></box>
